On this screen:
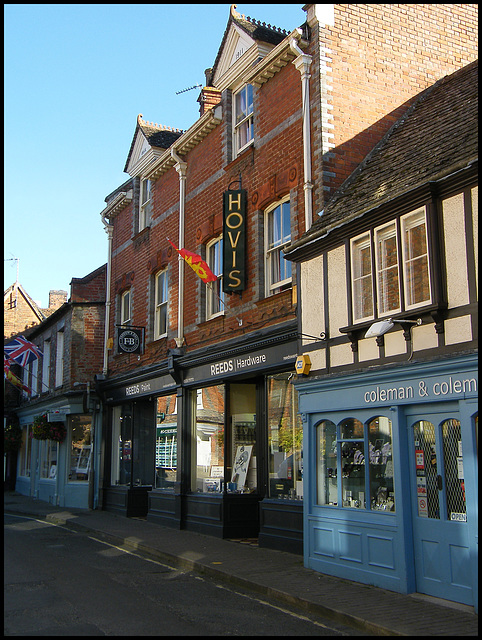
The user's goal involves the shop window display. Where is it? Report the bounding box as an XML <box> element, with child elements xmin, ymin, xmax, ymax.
<box><xmin>68</xmin><ymin>415</ymin><xmax>92</xmax><ymax>482</ymax></box>
<box><xmin>40</xmin><ymin>439</ymin><xmax>58</xmax><ymax>480</ymax></box>
<box><xmin>316</xmin><ymin>416</ymin><xmax>395</xmax><ymax>511</ymax></box>
<box><xmin>267</xmin><ymin>373</ymin><xmax>302</xmax><ymax>499</ymax></box>
<box><xmin>155</xmin><ymin>393</ymin><xmax>177</xmax><ymax>491</ymax></box>
<box><xmin>192</xmin><ymin>383</ymin><xmax>259</xmax><ymax>494</ymax></box>
<box><xmin>193</xmin><ymin>385</ymin><xmax>225</xmax><ymax>493</ymax></box>
<box><xmin>19</xmin><ymin>425</ymin><xmax>32</xmax><ymax>477</ymax></box>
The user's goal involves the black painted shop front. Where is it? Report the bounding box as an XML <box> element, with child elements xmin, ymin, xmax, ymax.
<box><xmin>100</xmin><ymin>326</ymin><xmax>303</xmax><ymax>553</ymax></box>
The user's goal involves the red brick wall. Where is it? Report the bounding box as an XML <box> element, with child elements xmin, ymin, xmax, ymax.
<box><xmin>307</xmin><ymin>3</ymin><xmax>478</xmax><ymax>215</ymax></box>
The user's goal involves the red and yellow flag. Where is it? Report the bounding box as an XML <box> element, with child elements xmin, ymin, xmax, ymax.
<box><xmin>168</xmin><ymin>239</ymin><xmax>217</xmax><ymax>284</ymax></box>
<box><xmin>4</xmin><ymin>355</ymin><xmax>31</xmax><ymax>395</ymax></box>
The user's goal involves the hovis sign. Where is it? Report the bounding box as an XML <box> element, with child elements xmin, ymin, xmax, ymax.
<box><xmin>223</xmin><ymin>189</ymin><xmax>246</xmax><ymax>292</ymax></box>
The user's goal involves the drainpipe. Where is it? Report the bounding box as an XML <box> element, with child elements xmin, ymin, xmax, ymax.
<box><xmin>171</xmin><ymin>146</ymin><xmax>187</xmax><ymax>347</ymax></box>
<box><xmin>290</xmin><ymin>31</ymin><xmax>313</xmax><ymax>232</ymax></box>
<box><xmin>101</xmin><ymin>213</ymin><xmax>113</xmax><ymax>375</ymax></box>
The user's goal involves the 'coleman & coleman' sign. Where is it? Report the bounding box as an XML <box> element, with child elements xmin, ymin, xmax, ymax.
<box><xmin>223</xmin><ymin>189</ymin><xmax>246</xmax><ymax>292</ymax></box>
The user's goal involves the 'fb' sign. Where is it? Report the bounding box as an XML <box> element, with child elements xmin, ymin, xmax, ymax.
<box><xmin>223</xmin><ymin>190</ymin><xmax>246</xmax><ymax>292</ymax></box>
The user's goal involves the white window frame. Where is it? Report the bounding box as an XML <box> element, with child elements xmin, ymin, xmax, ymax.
<box><xmin>265</xmin><ymin>197</ymin><xmax>292</xmax><ymax>296</ymax></box>
<box><xmin>154</xmin><ymin>270</ymin><xmax>168</xmax><ymax>340</ymax></box>
<box><xmin>55</xmin><ymin>329</ymin><xmax>64</xmax><ymax>388</ymax></box>
<box><xmin>351</xmin><ymin>232</ymin><xmax>374</xmax><ymax>322</ymax></box>
<box><xmin>206</xmin><ymin>236</ymin><xmax>224</xmax><ymax>319</ymax></box>
<box><xmin>233</xmin><ymin>83</ymin><xmax>254</xmax><ymax>155</ymax></box>
<box><xmin>42</xmin><ymin>339</ymin><xmax>51</xmax><ymax>393</ymax></box>
<box><xmin>375</xmin><ymin>221</ymin><xmax>401</xmax><ymax>317</ymax></box>
<box><xmin>31</xmin><ymin>357</ymin><xmax>39</xmax><ymax>396</ymax></box>
<box><xmin>350</xmin><ymin>207</ymin><xmax>432</xmax><ymax>323</ymax></box>
<box><xmin>139</xmin><ymin>178</ymin><xmax>152</xmax><ymax>231</ymax></box>
<box><xmin>401</xmin><ymin>207</ymin><xmax>432</xmax><ymax>310</ymax></box>
<box><xmin>121</xmin><ymin>290</ymin><xmax>131</xmax><ymax>326</ymax></box>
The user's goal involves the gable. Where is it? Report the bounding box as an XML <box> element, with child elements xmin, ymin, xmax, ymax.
<box><xmin>211</xmin><ymin>7</ymin><xmax>287</xmax><ymax>90</ymax></box>
<box><xmin>124</xmin><ymin>115</ymin><xmax>183</xmax><ymax>176</ymax></box>
<box><xmin>213</xmin><ymin>22</ymin><xmax>256</xmax><ymax>85</ymax></box>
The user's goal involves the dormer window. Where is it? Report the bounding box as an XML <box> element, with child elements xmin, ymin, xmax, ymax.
<box><xmin>234</xmin><ymin>84</ymin><xmax>254</xmax><ymax>154</ymax></box>
<box><xmin>139</xmin><ymin>178</ymin><xmax>152</xmax><ymax>231</ymax></box>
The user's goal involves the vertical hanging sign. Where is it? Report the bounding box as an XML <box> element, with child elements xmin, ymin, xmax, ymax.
<box><xmin>223</xmin><ymin>189</ymin><xmax>247</xmax><ymax>292</ymax></box>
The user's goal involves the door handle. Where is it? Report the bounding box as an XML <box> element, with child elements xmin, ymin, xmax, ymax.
<box><xmin>437</xmin><ymin>474</ymin><xmax>443</xmax><ymax>490</ymax></box>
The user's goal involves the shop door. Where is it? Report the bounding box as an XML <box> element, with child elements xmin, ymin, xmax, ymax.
<box><xmin>409</xmin><ymin>410</ymin><xmax>472</xmax><ymax>605</ymax></box>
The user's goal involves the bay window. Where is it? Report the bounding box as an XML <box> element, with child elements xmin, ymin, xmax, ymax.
<box><xmin>316</xmin><ymin>416</ymin><xmax>395</xmax><ymax>512</ymax></box>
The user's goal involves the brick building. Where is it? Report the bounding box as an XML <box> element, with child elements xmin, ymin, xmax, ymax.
<box><xmin>12</xmin><ymin>264</ymin><xmax>106</xmax><ymax>509</ymax></box>
<box><xmin>4</xmin><ymin>283</ymin><xmax>68</xmax><ymax>339</ymax></box>
<box><xmin>96</xmin><ymin>4</ymin><xmax>477</xmax><ymax>553</ymax></box>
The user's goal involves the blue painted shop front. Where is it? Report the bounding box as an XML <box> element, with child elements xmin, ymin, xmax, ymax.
<box><xmin>297</xmin><ymin>355</ymin><xmax>478</xmax><ymax>610</ymax></box>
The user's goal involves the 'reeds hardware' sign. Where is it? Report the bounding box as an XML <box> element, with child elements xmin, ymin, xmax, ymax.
<box><xmin>223</xmin><ymin>189</ymin><xmax>247</xmax><ymax>292</ymax></box>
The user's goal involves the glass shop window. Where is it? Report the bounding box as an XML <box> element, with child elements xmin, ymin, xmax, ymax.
<box><xmin>68</xmin><ymin>415</ymin><xmax>92</xmax><ymax>482</ymax></box>
<box><xmin>193</xmin><ymin>384</ymin><xmax>225</xmax><ymax>493</ymax></box>
<box><xmin>111</xmin><ymin>405</ymin><xmax>132</xmax><ymax>486</ymax></box>
<box><xmin>19</xmin><ymin>425</ymin><xmax>32</xmax><ymax>477</ymax></box>
<box><xmin>316</xmin><ymin>416</ymin><xmax>395</xmax><ymax>512</ymax></box>
<box><xmin>267</xmin><ymin>373</ymin><xmax>303</xmax><ymax>500</ymax></box>
<box><xmin>155</xmin><ymin>393</ymin><xmax>177</xmax><ymax>491</ymax></box>
<box><xmin>40</xmin><ymin>439</ymin><xmax>58</xmax><ymax>480</ymax></box>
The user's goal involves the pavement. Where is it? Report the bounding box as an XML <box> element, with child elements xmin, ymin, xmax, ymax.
<box><xmin>4</xmin><ymin>491</ymin><xmax>478</xmax><ymax>636</ymax></box>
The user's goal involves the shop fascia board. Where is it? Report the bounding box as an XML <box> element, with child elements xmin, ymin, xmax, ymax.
<box><xmin>146</xmin><ymin>106</ymin><xmax>223</xmax><ymax>181</ymax></box>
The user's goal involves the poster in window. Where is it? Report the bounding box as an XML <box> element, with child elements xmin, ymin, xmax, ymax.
<box><xmin>76</xmin><ymin>445</ymin><xmax>91</xmax><ymax>474</ymax></box>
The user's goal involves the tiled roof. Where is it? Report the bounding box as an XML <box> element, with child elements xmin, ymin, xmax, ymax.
<box><xmin>137</xmin><ymin>117</ymin><xmax>184</xmax><ymax>149</ymax></box>
<box><xmin>286</xmin><ymin>60</ymin><xmax>478</xmax><ymax>256</ymax></box>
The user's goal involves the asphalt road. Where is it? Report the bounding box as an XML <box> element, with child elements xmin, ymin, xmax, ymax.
<box><xmin>4</xmin><ymin>514</ymin><xmax>367</xmax><ymax>636</ymax></box>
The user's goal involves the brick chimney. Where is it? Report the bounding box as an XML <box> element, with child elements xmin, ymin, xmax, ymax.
<box><xmin>198</xmin><ymin>68</ymin><xmax>222</xmax><ymax>116</ymax></box>
<box><xmin>49</xmin><ymin>290</ymin><xmax>68</xmax><ymax>311</ymax></box>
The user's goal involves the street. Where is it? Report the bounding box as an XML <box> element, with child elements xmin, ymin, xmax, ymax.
<box><xmin>4</xmin><ymin>514</ymin><xmax>366</xmax><ymax>636</ymax></box>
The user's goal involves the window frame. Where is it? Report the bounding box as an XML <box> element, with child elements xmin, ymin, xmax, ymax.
<box><xmin>139</xmin><ymin>178</ymin><xmax>152</xmax><ymax>231</ymax></box>
<box><xmin>206</xmin><ymin>236</ymin><xmax>225</xmax><ymax>319</ymax></box>
<box><xmin>121</xmin><ymin>290</ymin><xmax>131</xmax><ymax>326</ymax></box>
<box><xmin>316</xmin><ymin>415</ymin><xmax>395</xmax><ymax>513</ymax></box>
<box><xmin>265</xmin><ymin>197</ymin><xmax>292</xmax><ymax>296</ymax></box>
<box><xmin>42</xmin><ymin>339</ymin><xmax>51</xmax><ymax>393</ymax></box>
<box><xmin>154</xmin><ymin>269</ymin><xmax>168</xmax><ymax>340</ymax></box>
<box><xmin>233</xmin><ymin>83</ymin><xmax>254</xmax><ymax>155</ymax></box>
<box><xmin>55</xmin><ymin>329</ymin><xmax>64</xmax><ymax>388</ymax></box>
<box><xmin>349</xmin><ymin>206</ymin><xmax>432</xmax><ymax>324</ymax></box>
<box><xmin>400</xmin><ymin>207</ymin><xmax>432</xmax><ymax>310</ymax></box>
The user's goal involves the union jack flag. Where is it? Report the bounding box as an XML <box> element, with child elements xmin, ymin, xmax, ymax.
<box><xmin>4</xmin><ymin>335</ymin><xmax>43</xmax><ymax>367</ymax></box>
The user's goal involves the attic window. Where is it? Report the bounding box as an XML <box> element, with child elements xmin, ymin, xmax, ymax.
<box><xmin>234</xmin><ymin>84</ymin><xmax>254</xmax><ymax>154</ymax></box>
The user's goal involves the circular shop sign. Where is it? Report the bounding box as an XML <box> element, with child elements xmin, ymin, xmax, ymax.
<box><xmin>118</xmin><ymin>329</ymin><xmax>140</xmax><ymax>353</ymax></box>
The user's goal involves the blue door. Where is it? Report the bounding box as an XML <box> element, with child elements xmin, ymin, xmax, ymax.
<box><xmin>408</xmin><ymin>409</ymin><xmax>473</xmax><ymax>605</ymax></box>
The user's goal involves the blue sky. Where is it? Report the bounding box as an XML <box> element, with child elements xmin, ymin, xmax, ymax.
<box><xmin>4</xmin><ymin>4</ymin><xmax>306</xmax><ymax>308</ymax></box>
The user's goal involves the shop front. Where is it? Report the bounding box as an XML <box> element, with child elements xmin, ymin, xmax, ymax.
<box><xmin>297</xmin><ymin>355</ymin><xmax>478</xmax><ymax>609</ymax></box>
<box><xmin>15</xmin><ymin>400</ymin><xmax>98</xmax><ymax>510</ymax></box>
<box><xmin>100</xmin><ymin>325</ymin><xmax>304</xmax><ymax>552</ymax></box>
